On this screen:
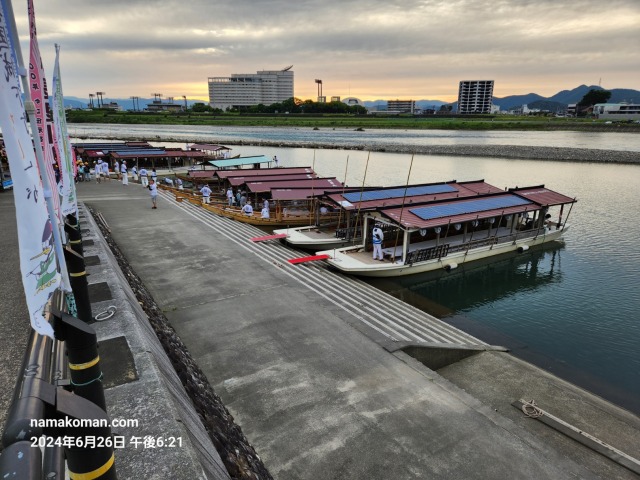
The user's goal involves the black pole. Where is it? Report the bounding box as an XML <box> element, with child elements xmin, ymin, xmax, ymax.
<box><xmin>63</xmin><ymin>247</ymin><xmax>93</xmax><ymax>323</ymax></box>
<box><xmin>65</xmin><ymin>213</ymin><xmax>83</xmax><ymax>257</ymax></box>
<box><xmin>53</xmin><ymin>309</ymin><xmax>107</xmax><ymax>412</ymax></box>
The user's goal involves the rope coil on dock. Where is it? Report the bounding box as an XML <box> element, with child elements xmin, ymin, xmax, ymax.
<box><xmin>521</xmin><ymin>399</ymin><xmax>544</xmax><ymax>418</ymax></box>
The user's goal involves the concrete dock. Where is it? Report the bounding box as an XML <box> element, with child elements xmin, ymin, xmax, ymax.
<box><xmin>2</xmin><ymin>179</ymin><xmax>639</xmax><ymax>479</ymax></box>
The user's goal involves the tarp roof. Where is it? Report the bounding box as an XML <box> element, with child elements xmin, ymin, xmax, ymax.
<box><xmin>207</xmin><ymin>155</ymin><xmax>270</xmax><ymax>168</ymax></box>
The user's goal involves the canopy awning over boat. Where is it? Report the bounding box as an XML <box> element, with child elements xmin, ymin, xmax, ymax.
<box><xmin>228</xmin><ymin>173</ymin><xmax>317</xmax><ymax>187</ymax></box>
<box><xmin>207</xmin><ymin>155</ymin><xmax>270</xmax><ymax>168</ymax></box>
<box><xmin>510</xmin><ymin>186</ymin><xmax>576</xmax><ymax>206</ymax></box>
<box><xmin>326</xmin><ymin>180</ymin><xmax>503</xmax><ymax>211</ymax></box>
<box><xmin>187</xmin><ymin>143</ymin><xmax>231</xmax><ymax>152</ymax></box>
<box><xmin>270</xmin><ymin>187</ymin><xmax>346</xmax><ymax>200</ymax></box>
<box><xmin>214</xmin><ymin>167</ymin><xmax>315</xmax><ymax>179</ymax></box>
<box><xmin>245</xmin><ymin>177</ymin><xmax>343</xmax><ymax>194</ymax></box>
<box><xmin>380</xmin><ymin>188</ymin><xmax>574</xmax><ymax>229</ymax></box>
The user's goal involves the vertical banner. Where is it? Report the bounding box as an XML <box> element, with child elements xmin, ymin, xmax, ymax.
<box><xmin>0</xmin><ymin>3</ymin><xmax>58</xmax><ymax>338</ymax></box>
<box><xmin>51</xmin><ymin>44</ymin><xmax>77</xmax><ymax>216</ymax></box>
<box><xmin>28</xmin><ymin>0</ymin><xmax>62</xmax><ymax>220</ymax></box>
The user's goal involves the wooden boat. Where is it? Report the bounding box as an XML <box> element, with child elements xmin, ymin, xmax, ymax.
<box><xmin>202</xmin><ymin>202</ymin><xmax>340</xmax><ymax>227</ymax></box>
<box><xmin>275</xmin><ymin>180</ymin><xmax>503</xmax><ymax>251</ymax></box>
<box><xmin>316</xmin><ymin>185</ymin><xmax>576</xmax><ymax>277</ymax></box>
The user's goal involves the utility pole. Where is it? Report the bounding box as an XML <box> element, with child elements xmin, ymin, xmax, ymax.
<box><xmin>315</xmin><ymin>79</ymin><xmax>323</xmax><ymax>102</ymax></box>
<box><xmin>95</xmin><ymin>92</ymin><xmax>105</xmax><ymax>108</ymax></box>
<box><xmin>130</xmin><ymin>96</ymin><xmax>139</xmax><ymax>111</ymax></box>
<box><xmin>182</xmin><ymin>95</ymin><xmax>188</xmax><ymax>111</ymax></box>
<box><xmin>88</xmin><ymin>93</ymin><xmax>94</xmax><ymax>108</ymax></box>
<box><xmin>152</xmin><ymin>93</ymin><xmax>162</xmax><ymax>103</ymax></box>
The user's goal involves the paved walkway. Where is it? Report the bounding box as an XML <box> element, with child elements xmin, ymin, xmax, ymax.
<box><xmin>68</xmin><ymin>180</ymin><xmax>640</xmax><ymax>478</ymax></box>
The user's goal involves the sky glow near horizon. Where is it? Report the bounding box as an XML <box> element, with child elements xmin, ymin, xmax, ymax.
<box><xmin>13</xmin><ymin>0</ymin><xmax>640</xmax><ymax>103</ymax></box>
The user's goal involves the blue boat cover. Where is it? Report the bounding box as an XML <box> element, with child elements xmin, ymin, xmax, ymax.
<box><xmin>410</xmin><ymin>194</ymin><xmax>532</xmax><ymax>221</ymax></box>
<box><xmin>343</xmin><ymin>184</ymin><xmax>457</xmax><ymax>203</ymax></box>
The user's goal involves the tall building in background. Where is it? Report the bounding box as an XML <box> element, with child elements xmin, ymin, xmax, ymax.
<box><xmin>457</xmin><ymin>80</ymin><xmax>494</xmax><ymax>114</ymax></box>
<box><xmin>208</xmin><ymin>66</ymin><xmax>294</xmax><ymax>110</ymax></box>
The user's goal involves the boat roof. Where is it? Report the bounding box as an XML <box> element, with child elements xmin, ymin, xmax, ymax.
<box><xmin>187</xmin><ymin>143</ymin><xmax>231</xmax><ymax>152</ymax></box>
<box><xmin>379</xmin><ymin>186</ymin><xmax>575</xmax><ymax>230</ymax></box>
<box><xmin>111</xmin><ymin>150</ymin><xmax>207</xmax><ymax>159</ymax></box>
<box><xmin>206</xmin><ymin>155</ymin><xmax>270</xmax><ymax>168</ymax></box>
<box><xmin>245</xmin><ymin>177</ymin><xmax>343</xmax><ymax>194</ymax></box>
<box><xmin>270</xmin><ymin>187</ymin><xmax>347</xmax><ymax>201</ymax></box>
<box><xmin>215</xmin><ymin>167</ymin><xmax>315</xmax><ymax>179</ymax></box>
<box><xmin>325</xmin><ymin>180</ymin><xmax>502</xmax><ymax>211</ymax></box>
<box><xmin>228</xmin><ymin>172</ymin><xmax>317</xmax><ymax>187</ymax></box>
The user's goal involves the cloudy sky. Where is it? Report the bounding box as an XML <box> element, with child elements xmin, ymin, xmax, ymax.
<box><xmin>14</xmin><ymin>0</ymin><xmax>640</xmax><ymax>102</ymax></box>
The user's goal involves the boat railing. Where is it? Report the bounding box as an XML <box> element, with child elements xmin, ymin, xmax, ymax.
<box><xmin>335</xmin><ymin>226</ymin><xmax>363</xmax><ymax>241</ymax></box>
<box><xmin>406</xmin><ymin>244</ymin><xmax>451</xmax><ymax>264</ymax></box>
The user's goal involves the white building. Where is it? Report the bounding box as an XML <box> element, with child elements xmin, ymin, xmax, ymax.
<box><xmin>593</xmin><ymin>103</ymin><xmax>640</xmax><ymax>121</ymax></box>
<box><xmin>387</xmin><ymin>100</ymin><xmax>416</xmax><ymax>114</ymax></box>
<box><xmin>208</xmin><ymin>66</ymin><xmax>294</xmax><ymax>110</ymax></box>
<box><xmin>458</xmin><ymin>80</ymin><xmax>494</xmax><ymax>114</ymax></box>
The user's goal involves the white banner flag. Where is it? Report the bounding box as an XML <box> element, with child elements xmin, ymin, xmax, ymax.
<box><xmin>0</xmin><ymin>2</ymin><xmax>58</xmax><ymax>338</ymax></box>
<box><xmin>51</xmin><ymin>45</ymin><xmax>77</xmax><ymax>216</ymax></box>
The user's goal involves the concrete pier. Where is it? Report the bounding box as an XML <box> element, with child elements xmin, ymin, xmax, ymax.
<box><xmin>2</xmin><ymin>179</ymin><xmax>639</xmax><ymax>479</ymax></box>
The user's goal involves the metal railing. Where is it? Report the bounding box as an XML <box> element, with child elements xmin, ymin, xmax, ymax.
<box><xmin>0</xmin><ymin>215</ymin><xmax>117</xmax><ymax>479</ymax></box>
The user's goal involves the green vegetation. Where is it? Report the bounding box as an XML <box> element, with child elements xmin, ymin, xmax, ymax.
<box><xmin>66</xmin><ymin>109</ymin><xmax>640</xmax><ymax>132</ymax></box>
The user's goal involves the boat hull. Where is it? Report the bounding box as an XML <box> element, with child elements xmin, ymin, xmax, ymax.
<box><xmin>273</xmin><ymin>226</ymin><xmax>359</xmax><ymax>250</ymax></box>
<box><xmin>318</xmin><ymin>227</ymin><xmax>568</xmax><ymax>278</ymax></box>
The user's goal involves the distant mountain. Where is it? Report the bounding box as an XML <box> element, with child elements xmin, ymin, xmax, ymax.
<box><xmin>497</xmin><ymin>85</ymin><xmax>640</xmax><ymax>110</ymax></box>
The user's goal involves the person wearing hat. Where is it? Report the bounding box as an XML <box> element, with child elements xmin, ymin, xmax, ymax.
<box><xmin>372</xmin><ymin>223</ymin><xmax>384</xmax><ymax>261</ymax></box>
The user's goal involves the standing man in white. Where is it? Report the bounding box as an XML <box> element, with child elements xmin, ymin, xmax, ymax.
<box><xmin>372</xmin><ymin>224</ymin><xmax>384</xmax><ymax>261</ymax></box>
<box><xmin>139</xmin><ymin>167</ymin><xmax>148</xmax><ymax>187</ymax></box>
<box><xmin>121</xmin><ymin>161</ymin><xmax>128</xmax><ymax>185</ymax></box>
<box><xmin>200</xmin><ymin>184</ymin><xmax>212</xmax><ymax>204</ymax></box>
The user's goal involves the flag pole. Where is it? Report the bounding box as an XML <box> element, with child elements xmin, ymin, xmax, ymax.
<box><xmin>4</xmin><ymin>0</ymin><xmax>71</xmax><ymax>292</ymax></box>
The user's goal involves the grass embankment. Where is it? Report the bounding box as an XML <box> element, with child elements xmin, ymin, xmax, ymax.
<box><xmin>66</xmin><ymin>110</ymin><xmax>640</xmax><ymax>132</ymax></box>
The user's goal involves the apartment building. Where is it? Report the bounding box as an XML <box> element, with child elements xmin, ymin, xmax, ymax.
<box><xmin>457</xmin><ymin>80</ymin><xmax>494</xmax><ymax>114</ymax></box>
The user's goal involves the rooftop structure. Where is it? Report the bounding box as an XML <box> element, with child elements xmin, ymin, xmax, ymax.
<box><xmin>593</xmin><ymin>103</ymin><xmax>640</xmax><ymax>121</ymax></box>
<box><xmin>208</xmin><ymin>66</ymin><xmax>294</xmax><ymax>110</ymax></box>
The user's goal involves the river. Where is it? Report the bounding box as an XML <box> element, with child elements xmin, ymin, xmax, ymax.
<box><xmin>71</xmin><ymin>124</ymin><xmax>640</xmax><ymax>415</ymax></box>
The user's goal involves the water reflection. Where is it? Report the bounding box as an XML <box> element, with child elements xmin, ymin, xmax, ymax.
<box><xmin>366</xmin><ymin>242</ymin><xmax>564</xmax><ymax>317</ymax></box>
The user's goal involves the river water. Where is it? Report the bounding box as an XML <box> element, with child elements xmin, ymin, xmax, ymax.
<box><xmin>71</xmin><ymin>124</ymin><xmax>640</xmax><ymax>414</ymax></box>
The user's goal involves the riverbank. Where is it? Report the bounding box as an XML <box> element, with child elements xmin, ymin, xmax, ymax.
<box><xmin>72</xmin><ymin>130</ymin><xmax>640</xmax><ymax>164</ymax></box>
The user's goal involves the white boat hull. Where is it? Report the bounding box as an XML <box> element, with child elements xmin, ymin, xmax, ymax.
<box><xmin>318</xmin><ymin>227</ymin><xmax>568</xmax><ymax>278</ymax></box>
<box><xmin>273</xmin><ymin>225</ymin><xmax>358</xmax><ymax>251</ymax></box>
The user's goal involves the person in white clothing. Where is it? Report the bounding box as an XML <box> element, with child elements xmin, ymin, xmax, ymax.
<box><xmin>121</xmin><ymin>161</ymin><xmax>128</xmax><ymax>185</ymax></box>
<box><xmin>261</xmin><ymin>206</ymin><xmax>270</xmax><ymax>219</ymax></box>
<box><xmin>150</xmin><ymin>168</ymin><xmax>157</xmax><ymax>184</ymax></box>
<box><xmin>139</xmin><ymin>167</ymin><xmax>148</xmax><ymax>187</ymax></box>
<box><xmin>372</xmin><ymin>224</ymin><xmax>384</xmax><ymax>261</ymax></box>
<box><xmin>102</xmin><ymin>161</ymin><xmax>109</xmax><ymax>180</ymax></box>
<box><xmin>132</xmin><ymin>166</ymin><xmax>138</xmax><ymax>182</ymax></box>
<box><xmin>273</xmin><ymin>155</ymin><xmax>279</xmax><ymax>167</ymax></box>
<box><xmin>148</xmin><ymin>179</ymin><xmax>158</xmax><ymax>209</ymax></box>
<box><xmin>176</xmin><ymin>178</ymin><xmax>184</xmax><ymax>190</ymax></box>
<box><xmin>95</xmin><ymin>160</ymin><xmax>103</xmax><ymax>183</ymax></box>
<box><xmin>200</xmin><ymin>184</ymin><xmax>212</xmax><ymax>204</ymax></box>
<box><xmin>241</xmin><ymin>201</ymin><xmax>253</xmax><ymax>216</ymax></box>
<box><xmin>114</xmin><ymin>161</ymin><xmax>120</xmax><ymax>179</ymax></box>
<box><xmin>226</xmin><ymin>187</ymin><xmax>234</xmax><ymax>206</ymax></box>
<box><xmin>262</xmin><ymin>198</ymin><xmax>269</xmax><ymax>210</ymax></box>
